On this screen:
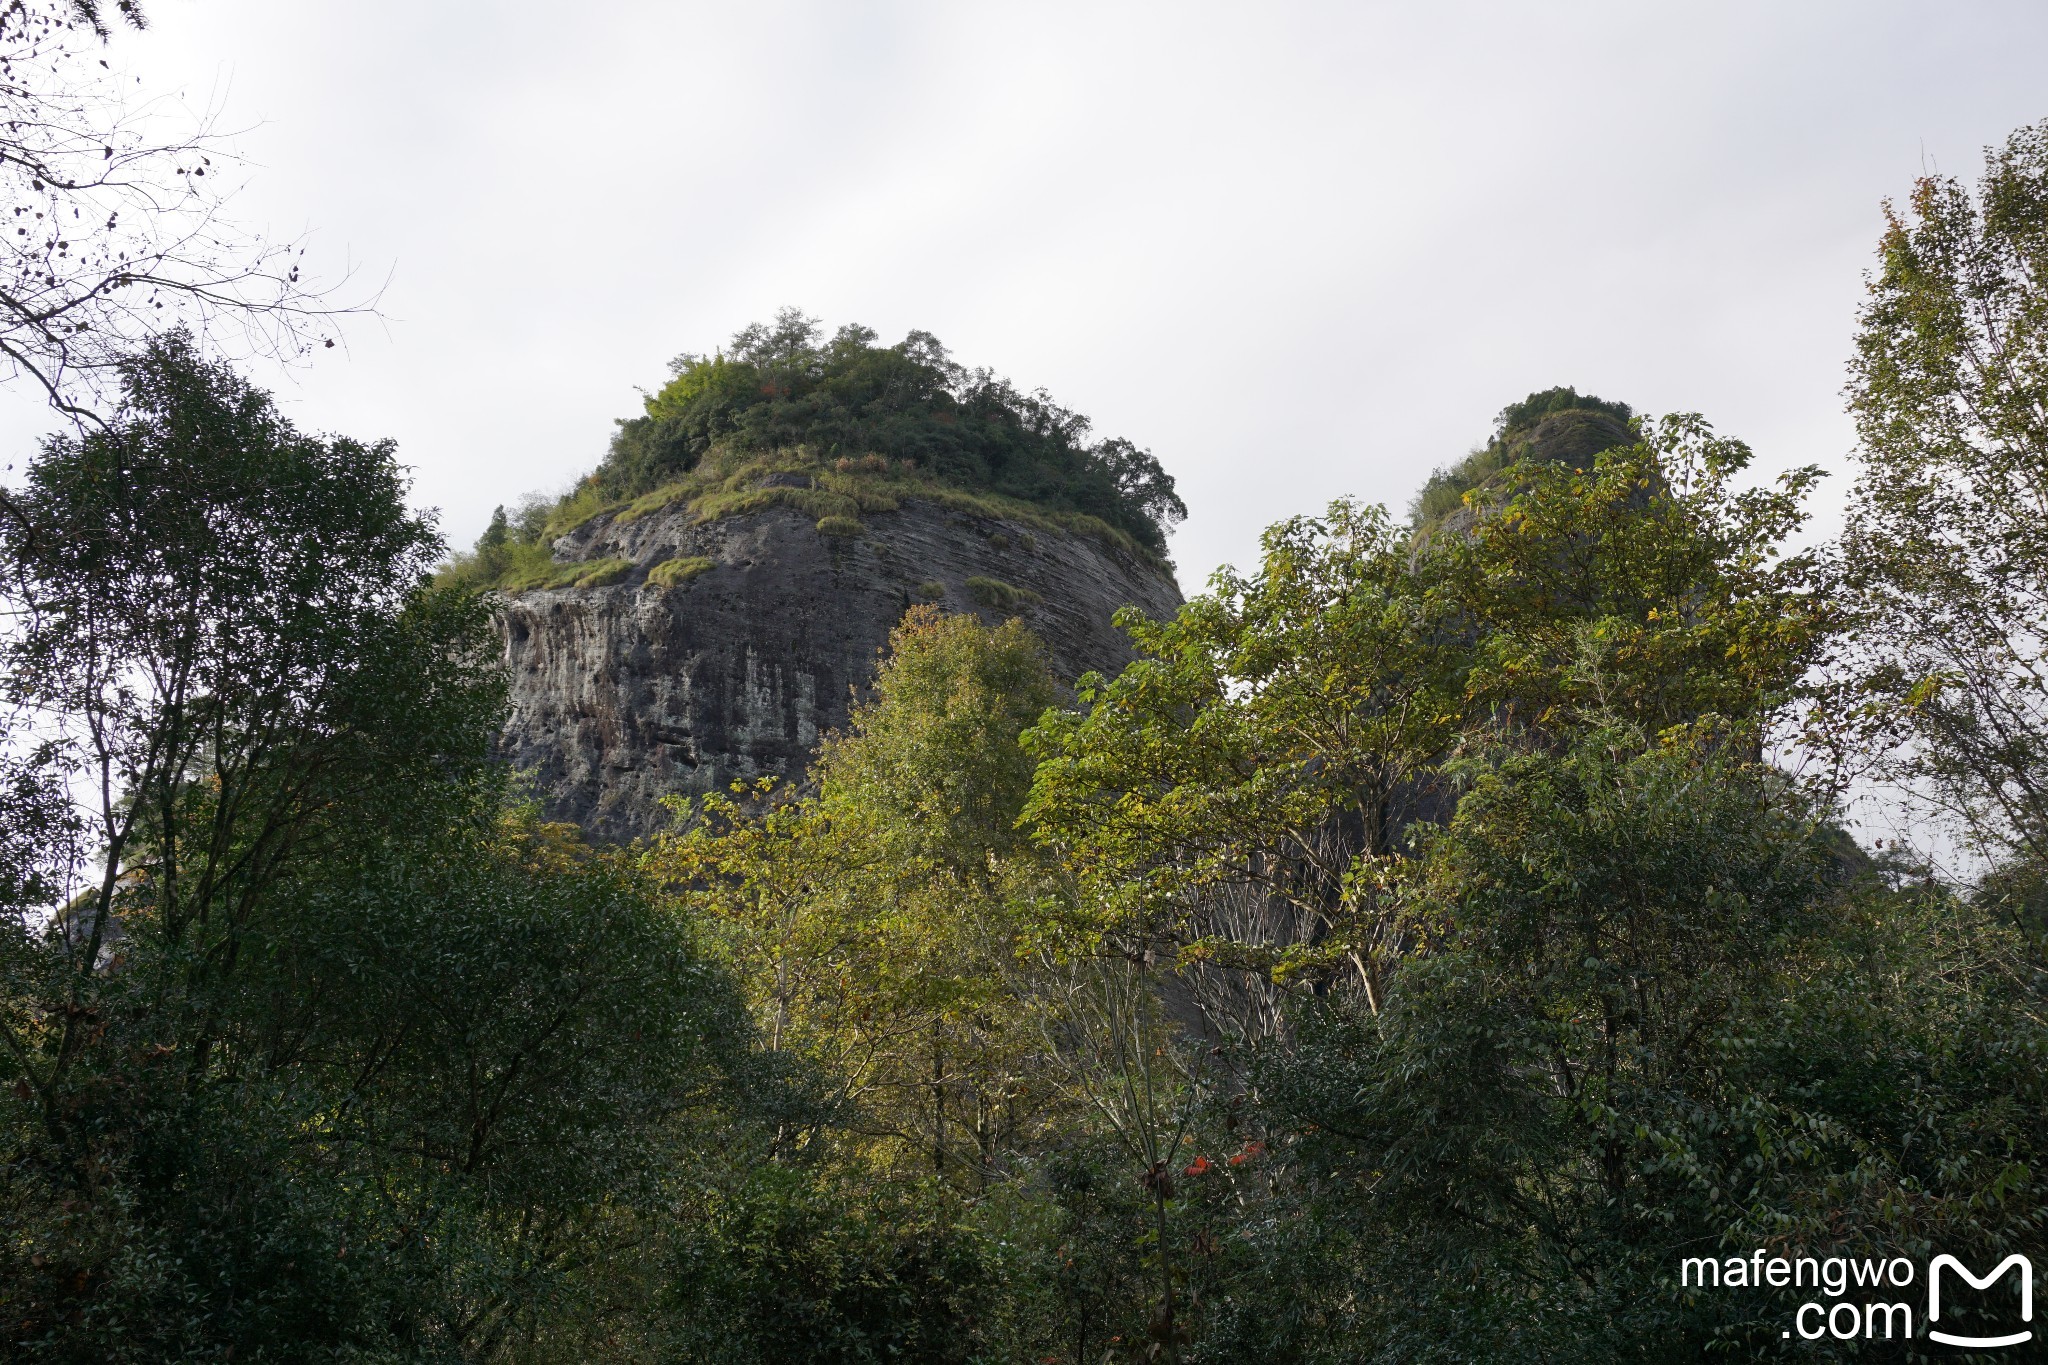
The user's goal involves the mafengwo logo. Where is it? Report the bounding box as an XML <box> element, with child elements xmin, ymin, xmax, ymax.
<box><xmin>1929</xmin><ymin>1255</ymin><xmax>2033</xmax><ymax>1349</ymax></box>
<box><xmin>1680</xmin><ymin>1250</ymin><xmax>2033</xmax><ymax>1346</ymax></box>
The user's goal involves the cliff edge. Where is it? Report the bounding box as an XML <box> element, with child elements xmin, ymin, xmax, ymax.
<box><xmin>463</xmin><ymin>311</ymin><xmax>1191</xmax><ymax>841</ymax></box>
<box><xmin>497</xmin><ymin>494</ymin><xmax>1182</xmax><ymax>842</ymax></box>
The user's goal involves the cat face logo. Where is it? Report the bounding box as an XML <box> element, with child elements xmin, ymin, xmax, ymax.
<box><xmin>1928</xmin><ymin>1254</ymin><xmax>2033</xmax><ymax>1349</ymax></box>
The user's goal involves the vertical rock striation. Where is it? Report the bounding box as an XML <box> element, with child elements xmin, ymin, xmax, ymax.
<box><xmin>496</xmin><ymin>496</ymin><xmax>1183</xmax><ymax>843</ymax></box>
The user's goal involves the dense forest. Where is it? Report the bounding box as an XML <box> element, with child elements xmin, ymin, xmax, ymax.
<box><xmin>2</xmin><ymin>9</ymin><xmax>2046</xmax><ymax>1357</ymax></box>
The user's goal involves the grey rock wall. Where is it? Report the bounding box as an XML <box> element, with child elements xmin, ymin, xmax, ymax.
<box><xmin>496</xmin><ymin>497</ymin><xmax>1183</xmax><ymax>843</ymax></box>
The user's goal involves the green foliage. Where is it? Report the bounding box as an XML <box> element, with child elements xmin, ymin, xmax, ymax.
<box><xmin>443</xmin><ymin>438</ymin><xmax>1166</xmax><ymax>595</ymax></box>
<box><xmin>965</xmin><ymin>574</ymin><xmax>1041</xmax><ymax>613</ymax></box>
<box><xmin>527</xmin><ymin>554</ymin><xmax>633</xmax><ymax>590</ymax></box>
<box><xmin>17</xmin><ymin>122</ymin><xmax>2048</xmax><ymax>1362</ymax></box>
<box><xmin>446</xmin><ymin>544</ymin><xmax>634</xmax><ymax>592</ymax></box>
<box><xmin>814</xmin><ymin>605</ymin><xmax>1056</xmax><ymax>873</ymax></box>
<box><xmin>815</xmin><ymin>514</ymin><xmax>864</xmax><ymax>537</ymax></box>
<box><xmin>535</xmin><ymin>479</ymin><xmax>618</xmax><ymax>542</ymax></box>
<box><xmin>1839</xmin><ymin>116</ymin><xmax>2048</xmax><ymax>866</ymax></box>
<box><xmin>647</xmin><ymin>607</ymin><xmax>1064</xmax><ymax>1191</ymax></box>
<box><xmin>566</xmin><ymin>556</ymin><xmax>633</xmax><ymax>588</ymax></box>
<box><xmin>1269</xmin><ymin>734</ymin><xmax>1823</xmax><ymax>1357</ymax></box>
<box><xmin>1265</xmin><ymin>736</ymin><xmax>2045</xmax><ymax>1360</ymax></box>
<box><xmin>1018</xmin><ymin>391</ymin><xmax>2025</xmax><ymax>1360</ymax></box>
<box><xmin>591</xmin><ymin>450</ymin><xmax>1158</xmax><ymax>560</ymax></box>
<box><xmin>1496</xmin><ymin>383</ymin><xmax>1634</xmax><ymax>433</ymax></box>
<box><xmin>683</xmin><ymin>474</ymin><xmax>889</xmax><ymax>526</ymax></box>
<box><xmin>442</xmin><ymin>532</ymin><xmax>546</xmax><ymax>591</ymax></box>
<box><xmin>662</xmin><ymin>1166</ymin><xmax>989</xmax><ymax>1364</ymax></box>
<box><xmin>1</xmin><ymin>817</ymin><xmax>754</xmax><ymax>1364</ymax></box>
<box><xmin>0</xmin><ymin>340</ymin><xmax>760</xmax><ymax>1363</ymax></box>
<box><xmin>587</xmin><ymin>309</ymin><xmax>1185</xmax><ymax>553</ymax></box>
<box><xmin>1026</xmin><ymin>416</ymin><xmax>1824</xmax><ymax>970</ymax></box>
<box><xmin>1410</xmin><ymin>384</ymin><xmax>1637</xmax><ymax>527</ymax></box>
<box><xmin>648</xmin><ymin>554</ymin><xmax>715</xmax><ymax>589</ymax></box>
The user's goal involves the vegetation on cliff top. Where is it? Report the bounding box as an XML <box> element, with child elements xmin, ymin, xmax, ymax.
<box><xmin>10</xmin><ymin>108</ymin><xmax>2048</xmax><ymax>1365</ymax></box>
<box><xmin>445</xmin><ymin>310</ymin><xmax>1187</xmax><ymax>590</ymax></box>
<box><xmin>1409</xmin><ymin>385</ymin><xmax>1636</xmax><ymax>526</ymax></box>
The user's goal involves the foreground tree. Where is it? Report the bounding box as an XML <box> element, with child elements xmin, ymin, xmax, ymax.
<box><xmin>1271</xmin><ymin>731</ymin><xmax>2046</xmax><ymax>1362</ymax></box>
<box><xmin>652</xmin><ymin>606</ymin><xmax>1063</xmax><ymax>1183</ymax></box>
<box><xmin>1841</xmin><ymin>117</ymin><xmax>2048</xmax><ymax>869</ymax></box>
<box><xmin>1015</xmin><ymin>398</ymin><xmax>2048</xmax><ymax>1361</ymax></box>
<box><xmin>1025</xmin><ymin>414</ymin><xmax>1825</xmax><ymax>1016</ymax></box>
<box><xmin>636</xmin><ymin>607</ymin><xmax>1085</xmax><ymax>1359</ymax></box>
<box><xmin>0</xmin><ymin>341</ymin><xmax>752</xmax><ymax>1362</ymax></box>
<box><xmin>1</xmin><ymin>333</ymin><xmax>493</xmax><ymax>1105</ymax></box>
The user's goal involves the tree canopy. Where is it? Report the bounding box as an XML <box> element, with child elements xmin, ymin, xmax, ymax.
<box><xmin>1409</xmin><ymin>384</ymin><xmax>1637</xmax><ymax>527</ymax></box>
<box><xmin>0</xmin><ymin>340</ymin><xmax>761</xmax><ymax>1361</ymax></box>
<box><xmin>581</xmin><ymin>309</ymin><xmax>1185</xmax><ymax>554</ymax></box>
<box><xmin>10</xmin><ymin>113</ymin><xmax>2048</xmax><ymax>1365</ymax></box>
<box><xmin>1839</xmin><ymin>116</ymin><xmax>2048</xmax><ymax>873</ymax></box>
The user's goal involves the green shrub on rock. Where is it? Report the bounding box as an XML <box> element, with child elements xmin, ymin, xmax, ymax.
<box><xmin>648</xmin><ymin>555</ymin><xmax>715</xmax><ymax>589</ymax></box>
<box><xmin>965</xmin><ymin>576</ymin><xmax>1039</xmax><ymax>613</ymax></box>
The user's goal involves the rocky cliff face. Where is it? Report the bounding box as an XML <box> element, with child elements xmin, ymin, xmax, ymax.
<box><xmin>496</xmin><ymin>494</ymin><xmax>1183</xmax><ymax>843</ymax></box>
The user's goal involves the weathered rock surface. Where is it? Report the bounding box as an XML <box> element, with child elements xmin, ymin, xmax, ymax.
<box><xmin>496</xmin><ymin>497</ymin><xmax>1183</xmax><ymax>843</ymax></box>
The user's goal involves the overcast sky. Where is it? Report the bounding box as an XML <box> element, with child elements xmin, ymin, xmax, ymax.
<box><xmin>20</xmin><ymin>0</ymin><xmax>2046</xmax><ymax>586</ymax></box>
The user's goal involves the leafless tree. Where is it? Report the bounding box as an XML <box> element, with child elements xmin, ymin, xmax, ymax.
<box><xmin>0</xmin><ymin>0</ymin><xmax>363</xmax><ymax>421</ymax></box>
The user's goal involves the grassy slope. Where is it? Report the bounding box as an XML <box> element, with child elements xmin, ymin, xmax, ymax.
<box><xmin>444</xmin><ymin>446</ymin><xmax>1163</xmax><ymax>594</ymax></box>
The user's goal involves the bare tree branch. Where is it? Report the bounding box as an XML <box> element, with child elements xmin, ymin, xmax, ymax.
<box><xmin>0</xmin><ymin>0</ymin><xmax>369</xmax><ymax>420</ymax></box>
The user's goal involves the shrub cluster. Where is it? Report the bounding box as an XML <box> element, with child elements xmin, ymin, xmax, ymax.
<box><xmin>1410</xmin><ymin>385</ymin><xmax>1636</xmax><ymax>527</ymax></box>
<box><xmin>595</xmin><ymin>310</ymin><xmax>1184</xmax><ymax>553</ymax></box>
<box><xmin>965</xmin><ymin>575</ymin><xmax>1040</xmax><ymax>613</ymax></box>
<box><xmin>647</xmin><ymin>554</ymin><xmax>714</xmax><ymax>589</ymax></box>
<box><xmin>441</xmin><ymin>314</ymin><xmax>1184</xmax><ymax>592</ymax></box>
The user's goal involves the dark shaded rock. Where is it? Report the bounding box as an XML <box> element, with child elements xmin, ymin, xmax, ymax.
<box><xmin>496</xmin><ymin>499</ymin><xmax>1182</xmax><ymax>843</ymax></box>
<box><xmin>1510</xmin><ymin>408</ymin><xmax>1635</xmax><ymax>468</ymax></box>
<box><xmin>1421</xmin><ymin>407</ymin><xmax>1642</xmax><ymax>542</ymax></box>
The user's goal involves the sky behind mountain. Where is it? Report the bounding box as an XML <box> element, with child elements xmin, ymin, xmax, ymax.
<box><xmin>6</xmin><ymin>0</ymin><xmax>2042</xmax><ymax>583</ymax></box>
